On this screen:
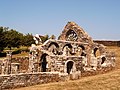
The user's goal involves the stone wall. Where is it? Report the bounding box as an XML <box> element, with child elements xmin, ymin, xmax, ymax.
<box><xmin>11</xmin><ymin>57</ymin><xmax>29</xmax><ymax>73</ymax></box>
<box><xmin>0</xmin><ymin>57</ymin><xmax>29</xmax><ymax>74</ymax></box>
<box><xmin>0</xmin><ymin>72</ymin><xmax>59</xmax><ymax>89</ymax></box>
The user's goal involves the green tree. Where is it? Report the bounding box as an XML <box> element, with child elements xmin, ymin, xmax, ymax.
<box><xmin>5</xmin><ymin>29</ymin><xmax>24</xmax><ymax>50</ymax></box>
<box><xmin>23</xmin><ymin>33</ymin><xmax>35</xmax><ymax>46</ymax></box>
<box><xmin>40</xmin><ymin>34</ymin><xmax>49</xmax><ymax>43</ymax></box>
<box><xmin>0</xmin><ymin>27</ymin><xmax>8</xmax><ymax>52</ymax></box>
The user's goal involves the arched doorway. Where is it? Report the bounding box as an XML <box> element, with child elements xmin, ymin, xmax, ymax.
<box><xmin>40</xmin><ymin>54</ymin><xmax>48</xmax><ymax>72</ymax></box>
<box><xmin>66</xmin><ymin>61</ymin><xmax>74</xmax><ymax>74</ymax></box>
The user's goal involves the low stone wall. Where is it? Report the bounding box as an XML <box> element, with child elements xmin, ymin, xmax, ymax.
<box><xmin>0</xmin><ymin>72</ymin><xmax>59</xmax><ymax>89</ymax></box>
<box><xmin>81</xmin><ymin>66</ymin><xmax>114</xmax><ymax>77</ymax></box>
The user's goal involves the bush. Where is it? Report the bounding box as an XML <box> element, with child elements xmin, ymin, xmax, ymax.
<box><xmin>12</xmin><ymin>48</ymin><xmax>29</xmax><ymax>55</ymax></box>
<box><xmin>12</xmin><ymin>49</ymin><xmax>21</xmax><ymax>55</ymax></box>
<box><xmin>0</xmin><ymin>47</ymin><xmax>30</xmax><ymax>57</ymax></box>
<box><xmin>0</xmin><ymin>52</ymin><xmax>6</xmax><ymax>57</ymax></box>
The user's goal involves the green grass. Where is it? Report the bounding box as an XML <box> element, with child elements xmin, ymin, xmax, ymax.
<box><xmin>0</xmin><ymin>46</ymin><xmax>29</xmax><ymax>59</ymax></box>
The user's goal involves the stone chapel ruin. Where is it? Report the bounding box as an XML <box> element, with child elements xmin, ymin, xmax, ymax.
<box><xmin>29</xmin><ymin>22</ymin><xmax>115</xmax><ymax>75</ymax></box>
<box><xmin>0</xmin><ymin>22</ymin><xmax>115</xmax><ymax>89</ymax></box>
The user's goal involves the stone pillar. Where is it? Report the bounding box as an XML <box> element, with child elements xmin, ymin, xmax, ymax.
<box><xmin>1</xmin><ymin>61</ymin><xmax>5</xmax><ymax>74</ymax></box>
<box><xmin>28</xmin><ymin>52</ymin><xmax>34</xmax><ymax>72</ymax></box>
<box><xmin>1</xmin><ymin>51</ymin><xmax>12</xmax><ymax>75</ymax></box>
<box><xmin>86</xmin><ymin>46</ymin><xmax>91</xmax><ymax>67</ymax></box>
<box><xmin>6</xmin><ymin>51</ymin><xmax>12</xmax><ymax>74</ymax></box>
<box><xmin>90</xmin><ymin>53</ymin><xmax>98</xmax><ymax>70</ymax></box>
<box><xmin>72</xmin><ymin>45</ymin><xmax>76</xmax><ymax>54</ymax></box>
<box><xmin>78</xmin><ymin>47</ymin><xmax>82</xmax><ymax>56</ymax></box>
<box><xmin>63</xmin><ymin>46</ymin><xmax>69</xmax><ymax>56</ymax></box>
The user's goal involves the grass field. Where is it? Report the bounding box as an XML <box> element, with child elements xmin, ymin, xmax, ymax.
<box><xmin>14</xmin><ymin>46</ymin><xmax>120</xmax><ymax>90</ymax></box>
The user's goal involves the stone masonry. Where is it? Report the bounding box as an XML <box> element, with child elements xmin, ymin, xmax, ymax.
<box><xmin>29</xmin><ymin>21</ymin><xmax>115</xmax><ymax>76</ymax></box>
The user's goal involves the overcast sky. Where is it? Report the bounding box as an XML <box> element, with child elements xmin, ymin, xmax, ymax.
<box><xmin>0</xmin><ymin>0</ymin><xmax>120</xmax><ymax>40</ymax></box>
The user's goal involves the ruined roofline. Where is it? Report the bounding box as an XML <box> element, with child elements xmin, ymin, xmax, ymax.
<box><xmin>66</xmin><ymin>21</ymin><xmax>90</xmax><ymax>35</ymax></box>
<box><xmin>59</xmin><ymin>21</ymin><xmax>92</xmax><ymax>37</ymax></box>
<box><xmin>58</xmin><ymin>21</ymin><xmax>93</xmax><ymax>43</ymax></box>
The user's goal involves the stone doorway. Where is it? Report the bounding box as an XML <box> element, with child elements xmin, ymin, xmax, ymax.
<box><xmin>41</xmin><ymin>54</ymin><xmax>48</xmax><ymax>72</ymax></box>
<box><xmin>67</xmin><ymin>61</ymin><xmax>74</xmax><ymax>74</ymax></box>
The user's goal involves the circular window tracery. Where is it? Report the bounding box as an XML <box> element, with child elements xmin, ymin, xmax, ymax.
<box><xmin>66</xmin><ymin>30</ymin><xmax>78</xmax><ymax>41</ymax></box>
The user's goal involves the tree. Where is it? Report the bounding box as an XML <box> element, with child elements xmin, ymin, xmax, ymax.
<box><xmin>0</xmin><ymin>26</ymin><xmax>36</xmax><ymax>52</ymax></box>
<box><xmin>23</xmin><ymin>33</ymin><xmax>35</xmax><ymax>46</ymax></box>
<box><xmin>0</xmin><ymin>27</ymin><xmax>7</xmax><ymax>52</ymax></box>
<box><xmin>5</xmin><ymin>29</ymin><xmax>24</xmax><ymax>50</ymax></box>
<box><xmin>40</xmin><ymin>34</ymin><xmax>49</xmax><ymax>43</ymax></box>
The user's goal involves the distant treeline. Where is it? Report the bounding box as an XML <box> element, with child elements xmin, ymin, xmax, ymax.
<box><xmin>94</xmin><ymin>40</ymin><xmax>120</xmax><ymax>46</ymax></box>
<box><xmin>0</xmin><ymin>26</ymin><xmax>56</xmax><ymax>52</ymax></box>
<box><xmin>0</xmin><ymin>27</ymin><xmax>35</xmax><ymax>52</ymax></box>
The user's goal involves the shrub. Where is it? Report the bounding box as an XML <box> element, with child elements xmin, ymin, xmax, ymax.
<box><xmin>0</xmin><ymin>52</ymin><xmax>6</xmax><ymax>57</ymax></box>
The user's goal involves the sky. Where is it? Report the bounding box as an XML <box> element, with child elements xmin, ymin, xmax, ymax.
<box><xmin>0</xmin><ymin>0</ymin><xmax>120</xmax><ymax>40</ymax></box>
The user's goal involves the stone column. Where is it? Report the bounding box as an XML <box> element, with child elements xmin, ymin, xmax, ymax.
<box><xmin>7</xmin><ymin>51</ymin><xmax>12</xmax><ymax>74</ymax></box>
<box><xmin>1</xmin><ymin>61</ymin><xmax>5</xmax><ymax>74</ymax></box>
<box><xmin>90</xmin><ymin>52</ymin><xmax>98</xmax><ymax>70</ymax></box>
<box><xmin>63</xmin><ymin>46</ymin><xmax>69</xmax><ymax>56</ymax></box>
<box><xmin>86</xmin><ymin>45</ymin><xmax>91</xmax><ymax>67</ymax></box>
<box><xmin>1</xmin><ymin>51</ymin><xmax>12</xmax><ymax>75</ymax></box>
<box><xmin>78</xmin><ymin>47</ymin><xmax>82</xmax><ymax>56</ymax></box>
<box><xmin>28</xmin><ymin>52</ymin><xmax>34</xmax><ymax>72</ymax></box>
